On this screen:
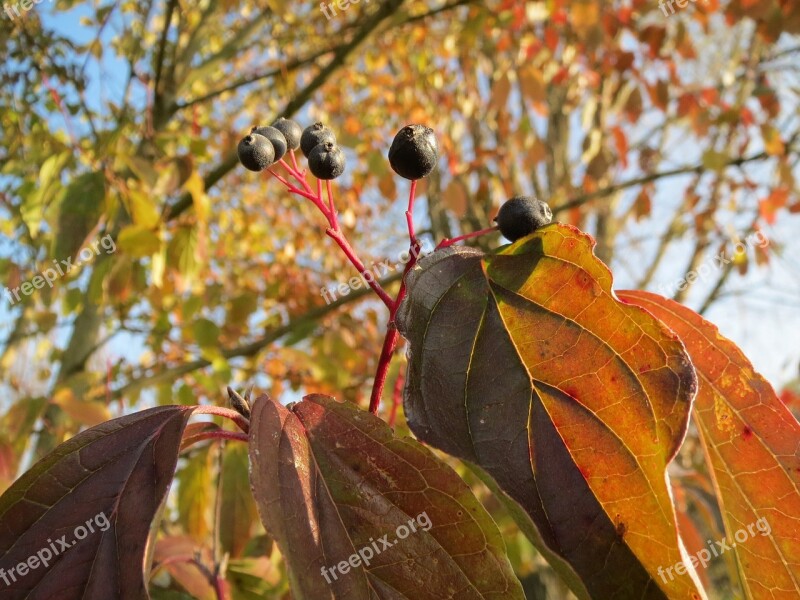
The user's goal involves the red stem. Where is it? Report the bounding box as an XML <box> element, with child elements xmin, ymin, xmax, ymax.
<box><xmin>213</xmin><ymin>574</ymin><xmax>230</xmax><ymax>600</ymax></box>
<box><xmin>369</xmin><ymin>325</ymin><xmax>399</xmax><ymax>414</ymax></box>
<box><xmin>326</xmin><ymin>179</ymin><xmax>336</xmax><ymax>223</ymax></box>
<box><xmin>388</xmin><ymin>369</ymin><xmax>405</xmax><ymax>427</ymax></box>
<box><xmin>405</xmin><ymin>180</ymin><xmax>419</xmax><ymax>249</ymax></box>
<box><xmin>271</xmin><ymin>165</ymin><xmax>394</xmax><ymax>307</ymax></box>
<box><xmin>290</xmin><ymin>149</ymin><xmax>301</xmax><ymax>173</ymax></box>
<box><xmin>325</xmin><ymin>229</ymin><xmax>394</xmax><ymax>308</ymax></box>
<box><xmin>369</xmin><ymin>182</ymin><xmax>421</xmax><ymax>414</ymax></box>
<box><xmin>437</xmin><ymin>225</ymin><xmax>498</xmax><ymax>249</ymax></box>
<box><xmin>268</xmin><ymin>170</ymin><xmax>324</xmax><ymax>207</ymax></box>
<box><xmin>279</xmin><ymin>157</ymin><xmax>314</xmax><ymax>194</ymax></box>
<box><xmin>193</xmin><ymin>405</ymin><xmax>250</xmax><ymax>433</ymax></box>
<box><xmin>182</xmin><ymin>430</ymin><xmax>249</xmax><ymax>449</ymax></box>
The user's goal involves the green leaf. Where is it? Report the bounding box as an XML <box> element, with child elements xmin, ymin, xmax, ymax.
<box><xmin>126</xmin><ymin>189</ymin><xmax>161</xmax><ymax>228</ymax></box>
<box><xmin>192</xmin><ymin>317</ymin><xmax>220</xmax><ymax>348</ymax></box>
<box><xmin>177</xmin><ymin>445</ymin><xmax>212</xmax><ymax>540</ymax></box>
<box><xmin>51</xmin><ymin>171</ymin><xmax>106</xmax><ymax>259</ymax></box>
<box><xmin>220</xmin><ymin>444</ymin><xmax>259</xmax><ymax>557</ymax></box>
<box><xmin>118</xmin><ymin>225</ymin><xmax>160</xmax><ymax>257</ymax></box>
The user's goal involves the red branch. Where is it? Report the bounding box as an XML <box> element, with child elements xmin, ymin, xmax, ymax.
<box><xmin>368</xmin><ymin>182</ymin><xmax>421</xmax><ymax>414</ymax></box>
<box><xmin>388</xmin><ymin>369</ymin><xmax>405</xmax><ymax>427</ymax></box>
<box><xmin>437</xmin><ymin>225</ymin><xmax>498</xmax><ymax>249</ymax></box>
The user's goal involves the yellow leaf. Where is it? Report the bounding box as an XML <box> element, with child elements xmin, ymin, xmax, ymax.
<box><xmin>52</xmin><ymin>389</ymin><xmax>110</xmax><ymax>427</ymax></box>
<box><xmin>761</xmin><ymin>124</ymin><xmax>784</xmax><ymax>156</ymax></box>
<box><xmin>118</xmin><ymin>225</ymin><xmax>161</xmax><ymax>257</ymax></box>
<box><xmin>183</xmin><ymin>172</ymin><xmax>209</xmax><ymax>223</ymax></box>
<box><xmin>126</xmin><ymin>189</ymin><xmax>161</xmax><ymax>228</ymax></box>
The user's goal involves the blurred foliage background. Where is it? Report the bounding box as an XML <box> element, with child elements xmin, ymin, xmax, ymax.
<box><xmin>1</xmin><ymin>0</ymin><xmax>799</xmax><ymax>597</ymax></box>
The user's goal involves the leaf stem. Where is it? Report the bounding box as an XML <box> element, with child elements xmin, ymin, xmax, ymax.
<box><xmin>182</xmin><ymin>430</ymin><xmax>249</xmax><ymax>448</ymax></box>
<box><xmin>193</xmin><ymin>405</ymin><xmax>250</xmax><ymax>433</ymax></box>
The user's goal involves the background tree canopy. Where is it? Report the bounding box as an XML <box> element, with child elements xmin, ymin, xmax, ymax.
<box><xmin>1</xmin><ymin>0</ymin><xmax>799</xmax><ymax>597</ymax></box>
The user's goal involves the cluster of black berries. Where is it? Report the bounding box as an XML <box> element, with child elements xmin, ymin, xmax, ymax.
<box><xmin>237</xmin><ymin>118</ymin><xmax>301</xmax><ymax>172</ymax></box>
<box><xmin>238</xmin><ymin>119</ymin><xmax>440</xmax><ymax>182</ymax></box>
<box><xmin>238</xmin><ymin>116</ymin><xmax>551</xmax><ymax>241</ymax></box>
<box><xmin>237</xmin><ymin>118</ymin><xmax>347</xmax><ymax>180</ymax></box>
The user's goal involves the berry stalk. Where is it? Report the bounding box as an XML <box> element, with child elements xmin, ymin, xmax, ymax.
<box><xmin>437</xmin><ymin>225</ymin><xmax>498</xmax><ymax>249</ymax></box>
<box><xmin>325</xmin><ymin>227</ymin><xmax>394</xmax><ymax>308</ymax></box>
<box><xmin>368</xmin><ymin>182</ymin><xmax>421</xmax><ymax>414</ymax></box>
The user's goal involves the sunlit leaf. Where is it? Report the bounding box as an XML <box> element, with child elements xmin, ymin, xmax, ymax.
<box><xmin>618</xmin><ymin>291</ymin><xmax>800</xmax><ymax>599</ymax></box>
<box><xmin>397</xmin><ymin>224</ymin><xmax>703</xmax><ymax>598</ymax></box>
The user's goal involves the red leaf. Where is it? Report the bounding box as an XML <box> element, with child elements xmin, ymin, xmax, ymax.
<box><xmin>248</xmin><ymin>394</ymin><xmax>524</xmax><ymax>600</ymax></box>
<box><xmin>0</xmin><ymin>406</ymin><xmax>194</xmax><ymax>600</ymax></box>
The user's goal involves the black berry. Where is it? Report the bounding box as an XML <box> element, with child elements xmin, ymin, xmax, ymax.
<box><xmin>251</xmin><ymin>125</ymin><xmax>287</xmax><ymax>161</ymax></box>
<box><xmin>308</xmin><ymin>142</ymin><xmax>346</xmax><ymax>180</ymax></box>
<box><xmin>300</xmin><ymin>122</ymin><xmax>336</xmax><ymax>158</ymax></box>
<box><xmin>271</xmin><ymin>117</ymin><xmax>302</xmax><ymax>151</ymax></box>
<box><xmin>494</xmin><ymin>196</ymin><xmax>553</xmax><ymax>242</ymax></box>
<box><xmin>388</xmin><ymin>124</ymin><xmax>438</xmax><ymax>180</ymax></box>
<box><xmin>237</xmin><ymin>134</ymin><xmax>275</xmax><ymax>172</ymax></box>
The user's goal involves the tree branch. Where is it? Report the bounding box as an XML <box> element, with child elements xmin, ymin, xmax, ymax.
<box><xmin>174</xmin><ymin>47</ymin><xmax>334</xmax><ymax>111</ymax></box>
<box><xmin>553</xmin><ymin>149</ymin><xmax>775</xmax><ymax>216</ymax></box>
<box><xmin>164</xmin><ymin>0</ymin><xmax>407</xmax><ymax>222</ymax></box>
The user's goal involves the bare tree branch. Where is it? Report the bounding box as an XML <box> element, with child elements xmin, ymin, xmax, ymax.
<box><xmin>553</xmin><ymin>149</ymin><xmax>775</xmax><ymax>216</ymax></box>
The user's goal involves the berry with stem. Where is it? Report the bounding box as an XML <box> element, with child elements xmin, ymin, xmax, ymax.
<box><xmin>494</xmin><ymin>195</ymin><xmax>553</xmax><ymax>241</ymax></box>
<box><xmin>300</xmin><ymin>122</ymin><xmax>336</xmax><ymax>157</ymax></box>
<box><xmin>388</xmin><ymin>124</ymin><xmax>438</xmax><ymax>180</ymax></box>
<box><xmin>237</xmin><ymin>133</ymin><xmax>275</xmax><ymax>171</ymax></box>
<box><xmin>251</xmin><ymin>125</ymin><xmax>288</xmax><ymax>161</ymax></box>
<box><xmin>308</xmin><ymin>142</ymin><xmax>346</xmax><ymax>180</ymax></box>
<box><xmin>238</xmin><ymin>120</ymin><xmax>438</xmax><ymax>416</ymax></box>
